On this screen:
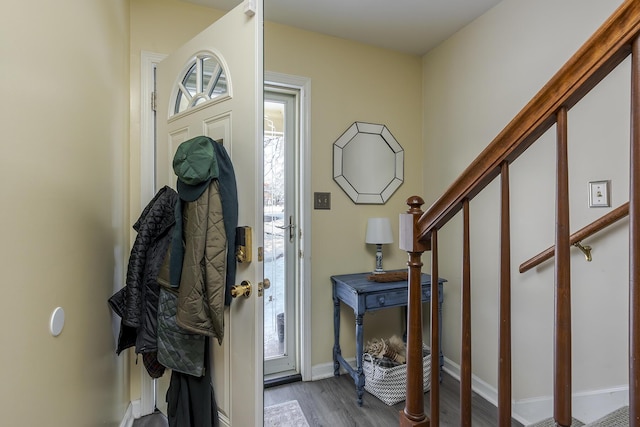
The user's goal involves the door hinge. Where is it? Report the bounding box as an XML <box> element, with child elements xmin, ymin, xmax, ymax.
<box><xmin>151</xmin><ymin>91</ymin><xmax>157</xmax><ymax>112</ymax></box>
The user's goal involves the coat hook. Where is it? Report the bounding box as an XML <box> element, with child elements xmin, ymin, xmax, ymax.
<box><xmin>572</xmin><ymin>241</ymin><xmax>592</xmax><ymax>262</ymax></box>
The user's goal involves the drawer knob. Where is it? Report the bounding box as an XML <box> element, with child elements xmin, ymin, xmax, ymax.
<box><xmin>377</xmin><ymin>296</ymin><xmax>386</xmax><ymax>305</ymax></box>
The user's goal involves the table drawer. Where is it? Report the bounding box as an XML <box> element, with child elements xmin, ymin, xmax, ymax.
<box><xmin>365</xmin><ymin>288</ymin><xmax>431</xmax><ymax>310</ymax></box>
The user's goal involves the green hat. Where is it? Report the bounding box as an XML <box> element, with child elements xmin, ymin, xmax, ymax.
<box><xmin>173</xmin><ymin>136</ymin><xmax>219</xmax><ymax>202</ymax></box>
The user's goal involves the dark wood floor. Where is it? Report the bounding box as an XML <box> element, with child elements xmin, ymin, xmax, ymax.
<box><xmin>264</xmin><ymin>371</ymin><xmax>525</xmax><ymax>427</ymax></box>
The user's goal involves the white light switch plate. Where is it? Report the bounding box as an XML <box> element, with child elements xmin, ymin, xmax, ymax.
<box><xmin>588</xmin><ymin>180</ymin><xmax>610</xmax><ymax>207</ymax></box>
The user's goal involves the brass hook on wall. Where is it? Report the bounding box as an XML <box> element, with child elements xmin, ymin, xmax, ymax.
<box><xmin>572</xmin><ymin>241</ymin><xmax>592</xmax><ymax>262</ymax></box>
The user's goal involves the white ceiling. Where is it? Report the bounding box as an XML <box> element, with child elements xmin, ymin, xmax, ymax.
<box><xmin>185</xmin><ymin>0</ymin><xmax>502</xmax><ymax>55</ymax></box>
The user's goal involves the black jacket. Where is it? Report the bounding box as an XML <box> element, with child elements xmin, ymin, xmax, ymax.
<box><xmin>166</xmin><ymin>342</ymin><xmax>219</xmax><ymax>427</ymax></box>
<box><xmin>109</xmin><ymin>186</ymin><xmax>178</xmax><ymax>355</ymax></box>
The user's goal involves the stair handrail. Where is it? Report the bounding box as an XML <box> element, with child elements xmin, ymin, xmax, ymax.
<box><xmin>520</xmin><ymin>202</ymin><xmax>630</xmax><ymax>273</ymax></box>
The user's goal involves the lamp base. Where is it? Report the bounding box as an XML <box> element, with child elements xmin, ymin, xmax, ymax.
<box><xmin>372</xmin><ymin>269</ymin><xmax>386</xmax><ymax>275</ymax></box>
<box><xmin>373</xmin><ymin>244</ymin><xmax>385</xmax><ymax>274</ymax></box>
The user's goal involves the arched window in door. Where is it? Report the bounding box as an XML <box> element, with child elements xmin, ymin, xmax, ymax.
<box><xmin>172</xmin><ymin>52</ymin><xmax>230</xmax><ymax>116</ymax></box>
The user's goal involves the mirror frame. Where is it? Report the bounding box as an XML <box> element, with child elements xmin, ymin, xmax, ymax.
<box><xmin>333</xmin><ymin>122</ymin><xmax>404</xmax><ymax>204</ymax></box>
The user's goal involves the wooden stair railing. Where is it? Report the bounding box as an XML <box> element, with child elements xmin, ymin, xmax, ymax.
<box><xmin>629</xmin><ymin>34</ymin><xmax>640</xmax><ymax>427</ymax></box>
<box><xmin>398</xmin><ymin>197</ymin><xmax>430</xmax><ymax>427</ymax></box>
<box><xmin>399</xmin><ymin>1</ymin><xmax>640</xmax><ymax>426</ymax></box>
<box><xmin>520</xmin><ymin>202</ymin><xmax>630</xmax><ymax>273</ymax></box>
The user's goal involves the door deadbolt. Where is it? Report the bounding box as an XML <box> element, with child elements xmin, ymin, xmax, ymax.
<box><xmin>235</xmin><ymin>226</ymin><xmax>252</xmax><ymax>263</ymax></box>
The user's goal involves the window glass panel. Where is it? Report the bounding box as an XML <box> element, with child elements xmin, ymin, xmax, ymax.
<box><xmin>183</xmin><ymin>64</ymin><xmax>197</xmax><ymax>97</ymax></box>
<box><xmin>202</xmin><ymin>57</ymin><xmax>215</xmax><ymax>91</ymax></box>
<box><xmin>176</xmin><ymin>90</ymin><xmax>189</xmax><ymax>114</ymax></box>
<box><xmin>171</xmin><ymin>53</ymin><xmax>229</xmax><ymax>116</ymax></box>
<box><xmin>211</xmin><ymin>73</ymin><xmax>227</xmax><ymax>98</ymax></box>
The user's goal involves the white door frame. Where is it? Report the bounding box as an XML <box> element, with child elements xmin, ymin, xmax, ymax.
<box><xmin>139</xmin><ymin>60</ymin><xmax>312</xmax><ymax>413</ymax></box>
<box><xmin>264</xmin><ymin>71</ymin><xmax>312</xmax><ymax>381</ymax></box>
<box><xmin>139</xmin><ymin>50</ymin><xmax>167</xmax><ymax>416</ymax></box>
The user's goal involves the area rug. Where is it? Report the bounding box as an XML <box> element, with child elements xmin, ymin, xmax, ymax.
<box><xmin>527</xmin><ymin>405</ymin><xmax>630</xmax><ymax>427</ymax></box>
<box><xmin>264</xmin><ymin>400</ymin><xmax>310</xmax><ymax>427</ymax></box>
<box><xmin>527</xmin><ymin>417</ymin><xmax>584</xmax><ymax>427</ymax></box>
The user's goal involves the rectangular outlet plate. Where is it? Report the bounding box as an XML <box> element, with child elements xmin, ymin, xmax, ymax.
<box><xmin>314</xmin><ymin>192</ymin><xmax>331</xmax><ymax>210</ymax></box>
<box><xmin>588</xmin><ymin>180</ymin><xmax>610</xmax><ymax>207</ymax></box>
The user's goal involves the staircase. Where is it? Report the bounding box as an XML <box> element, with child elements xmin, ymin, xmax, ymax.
<box><xmin>529</xmin><ymin>406</ymin><xmax>629</xmax><ymax>427</ymax></box>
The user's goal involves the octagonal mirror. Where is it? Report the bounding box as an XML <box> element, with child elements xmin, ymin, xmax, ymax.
<box><xmin>333</xmin><ymin>122</ymin><xmax>404</xmax><ymax>204</ymax></box>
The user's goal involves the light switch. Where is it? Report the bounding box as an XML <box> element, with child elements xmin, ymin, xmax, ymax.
<box><xmin>314</xmin><ymin>192</ymin><xmax>331</xmax><ymax>210</ymax></box>
<box><xmin>588</xmin><ymin>180</ymin><xmax>610</xmax><ymax>207</ymax></box>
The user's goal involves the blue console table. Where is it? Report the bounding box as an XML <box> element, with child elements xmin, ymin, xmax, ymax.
<box><xmin>331</xmin><ymin>271</ymin><xmax>445</xmax><ymax>406</ymax></box>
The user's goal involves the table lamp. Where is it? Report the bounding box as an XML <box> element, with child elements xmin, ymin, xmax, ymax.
<box><xmin>365</xmin><ymin>217</ymin><xmax>394</xmax><ymax>274</ymax></box>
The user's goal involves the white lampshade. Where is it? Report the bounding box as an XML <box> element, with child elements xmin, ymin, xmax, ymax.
<box><xmin>365</xmin><ymin>217</ymin><xmax>393</xmax><ymax>244</ymax></box>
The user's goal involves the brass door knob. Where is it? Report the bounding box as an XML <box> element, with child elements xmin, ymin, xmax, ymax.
<box><xmin>258</xmin><ymin>278</ymin><xmax>271</xmax><ymax>297</ymax></box>
<box><xmin>230</xmin><ymin>280</ymin><xmax>252</xmax><ymax>298</ymax></box>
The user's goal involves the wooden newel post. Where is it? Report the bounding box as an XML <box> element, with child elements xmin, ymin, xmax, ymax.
<box><xmin>399</xmin><ymin>196</ymin><xmax>430</xmax><ymax>427</ymax></box>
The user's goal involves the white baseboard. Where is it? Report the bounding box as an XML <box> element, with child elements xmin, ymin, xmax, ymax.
<box><xmin>443</xmin><ymin>357</ymin><xmax>629</xmax><ymax>425</ymax></box>
<box><xmin>512</xmin><ymin>384</ymin><xmax>629</xmax><ymax>425</ymax></box>
<box><xmin>311</xmin><ymin>357</ymin><xmax>356</xmax><ymax>381</ymax></box>
<box><xmin>572</xmin><ymin>385</ymin><xmax>628</xmax><ymax>424</ymax></box>
<box><xmin>441</xmin><ymin>358</ymin><xmax>517</xmax><ymax>422</ymax></box>
<box><xmin>219</xmin><ymin>413</ymin><xmax>231</xmax><ymax>427</ymax></box>
<box><xmin>119</xmin><ymin>400</ymin><xmax>139</xmax><ymax>427</ymax></box>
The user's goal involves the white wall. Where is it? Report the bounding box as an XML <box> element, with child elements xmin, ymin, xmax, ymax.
<box><xmin>422</xmin><ymin>0</ymin><xmax>629</xmax><ymax>422</ymax></box>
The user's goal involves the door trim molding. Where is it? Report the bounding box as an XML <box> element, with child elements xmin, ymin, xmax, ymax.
<box><xmin>264</xmin><ymin>71</ymin><xmax>312</xmax><ymax>381</ymax></box>
<box><xmin>141</xmin><ymin>51</ymin><xmax>167</xmax><ymax>206</ymax></box>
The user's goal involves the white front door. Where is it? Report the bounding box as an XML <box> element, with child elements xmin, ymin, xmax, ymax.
<box><xmin>155</xmin><ymin>2</ymin><xmax>263</xmax><ymax>426</ymax></box>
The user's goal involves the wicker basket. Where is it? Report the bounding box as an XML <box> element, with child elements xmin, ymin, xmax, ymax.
<box><xmin>362</xmin><ymin>347</ymin><xmax>431</xmax><ymax>406</ymax></box>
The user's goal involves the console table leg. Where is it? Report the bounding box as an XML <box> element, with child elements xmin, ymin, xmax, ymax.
<box><xmin>356</xmin><ymin>313</ymin><xmax>365</xmax><ymax>406</ymax></box>
<box><xmin>333</xmin><ymin>292</ymin><xmax>341</xmax><ymax>376</ymax></box>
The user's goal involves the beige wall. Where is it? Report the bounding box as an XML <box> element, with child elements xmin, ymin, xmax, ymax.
<box><xmin>0</xmin><ymin>1</ymin><xmax>130</xmax><ymax>425</ymax></box>
<box><xmin>422</xmin><ymin>0</ymin><xmax>627</xmax><ymax>407</ymax></box>
<box><xmin>265</xmin><ymin>23</ymin><xmax>424</xmax><ymax>367</ymax></box>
